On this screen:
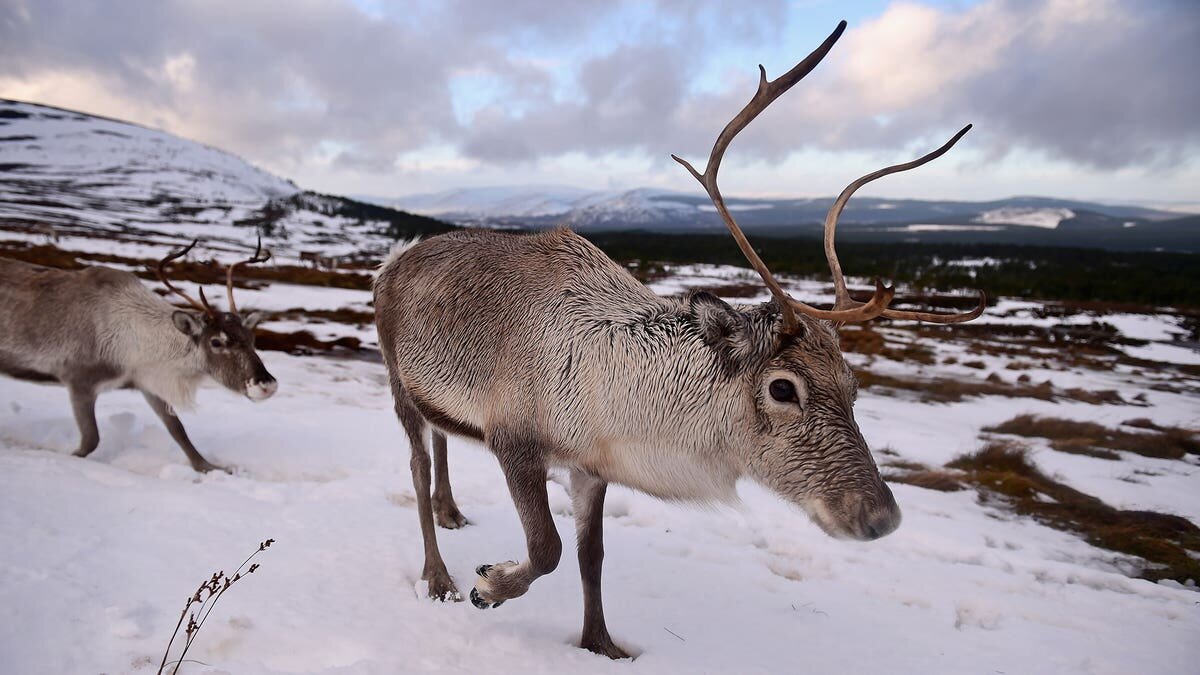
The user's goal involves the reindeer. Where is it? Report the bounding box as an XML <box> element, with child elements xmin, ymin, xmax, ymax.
<box><xmin>0</xmin><ymin>239</ymin><xmax>277</xmax><ymax>472</ymax></box>
<box><xmin>373</xmin><ymin>21</ymin><xmax>984</xmax><ymax>658</ymax></box>
<box><xmin>300</xmin><ymin>250</ymin><xmax>339</xmax><ymax>270</ymax></box>
<box><xmin>30</xmin><ymin>223</ymin><xmax>60</xmax><ymax>244</ymax></box>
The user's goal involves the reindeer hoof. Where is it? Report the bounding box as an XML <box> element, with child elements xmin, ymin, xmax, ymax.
<box><xmin>425</xmin><ymin>573</ymin><xmax>461</xmax><ymax>602</ymax></box>
<box><xmin>469</xmin><ymin>588</ymin><xmax>504</xmax><ymax>609</ymax></box>
<box><xmin>434</xmin><ymin>500</ymin><xmax>469</xmax><ymax>529</ymax></box>
<box><xmin>191</xmin><ymin>460</ymin><xmax>230</xmax><ymax>474</ymax></box>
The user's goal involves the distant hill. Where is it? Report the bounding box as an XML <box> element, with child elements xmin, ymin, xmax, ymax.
<box><xmin>370</xmin><ymin>186</ymin><xmax>1196</xmax><ymax>251</ymax></box>
<box><xmin>0</xmin><ymin>99</ymin><xmax>453</xmax><ymax>259</ymax></box>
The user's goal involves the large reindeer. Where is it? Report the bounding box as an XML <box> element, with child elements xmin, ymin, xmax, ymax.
<box><xmin>0</xmin><ymin>240</ymin><xmax>277</xmax><ymax>472</ymax></box>
<box><xmin>374</xmin><ymin>21</ymin><xmax>983</xmax><ymax>658</ymax></box>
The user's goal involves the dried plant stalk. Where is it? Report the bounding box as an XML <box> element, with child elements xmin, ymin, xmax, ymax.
<box><xmin>157</xmin><ymin>539</ymin><xmax>275</xmax><ymax>675</ymax></box>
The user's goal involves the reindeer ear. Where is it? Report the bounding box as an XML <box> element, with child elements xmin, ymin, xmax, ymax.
<box><xmin>689</xmin><ymin>291</ymin><xmax>764</xmax><ymax>374</ymax></box>
<box><xmin>690</xmin><ymin>291</ymin><xmax>743</xmax><ymax>342</ymax></box>
<box><xmin>241</xmin><ymin>311</ymin><xmax>263</xmax><ymax>330</ymax></box>
<box><xmin>172</xmin><ymin>310</ymin><xmax>204</xmax><ymax>336</ymax></box>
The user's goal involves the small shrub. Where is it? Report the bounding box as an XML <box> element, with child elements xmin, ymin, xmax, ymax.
<box><xmin>158</xmin><ymin>539</ymin><xmax>274</xmax><ymax>675</ymax></box>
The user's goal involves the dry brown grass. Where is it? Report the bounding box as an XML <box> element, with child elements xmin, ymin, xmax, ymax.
<box><xmin>271</xmin><ymin>307</ymin><xmax>375</xmax><ymax>326</ymax></box>
<box><xmin>984</xmin><ymin>414</ymin><xmax>1199</xmax><ymax>460</ymax></box>
<box><xmin>885</xmin><ymin>468</ymin><xmax>966</xmax><ymax>492</ymax></box>
<box><xmin>947</xmin><ymin>442</ymin><xmax>1200</xmax><ymax>583</ymax></box>
<box><xmin>255</xmin><ymin>328</ymin><xmax>363</xmax><ymax>355</ymax></box>
<box><xmin>839</xmin><ymin>326</ymin><xmax>936</xmax><ymax>365</ymax></box>
<box><xmin>1</xmin><ymin>240</ymin><xmax>373</xmax><ymax>290</ymax></box>
<box><xmin>839</xmin><ymin>326</ymin><xmax>886</xmax><ymax>355</ymax></box>
<box><xmin>855</xmin><ymin>370</ymin><xmax>1128</xmax><ymax>406</ymax></box>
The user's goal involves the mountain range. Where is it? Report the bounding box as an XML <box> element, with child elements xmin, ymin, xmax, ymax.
<box><xmin>0</xmin><ymin>98</ymin><xmax>1195</xmax><ymax>255</ymax></box>
<box><xmin>372</xmin><ymin>186</ymin><xmax>1197</xmax><ymax>250</ymax></box>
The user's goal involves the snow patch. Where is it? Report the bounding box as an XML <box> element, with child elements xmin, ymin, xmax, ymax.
<box><xmin>973</xmin><ymin>207</ymin><xmax>1075</xmax><ymax>229</ymax></box>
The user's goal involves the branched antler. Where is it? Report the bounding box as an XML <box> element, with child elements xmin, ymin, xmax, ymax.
<box><xmin>824</xmin><ymin>126</ymin><xmax>985</xmax><ymax>323</ymax></box>
<box><xmin>673</xmin><ymin>20</ymin><xmax>984</xmax><ymax>330</ymax></box>
<box><xmin>225</xmin><ymin>236</ymin><xmax>271</xmax><ymax>314</ymax></box>
<box><xmin>156</xmin><ymin>240</ymin><xmax>214</xmax><ymax>316</ymax></box>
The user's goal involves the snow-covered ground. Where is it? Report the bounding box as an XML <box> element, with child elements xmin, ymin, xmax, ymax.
<box><xmin>974</xmin><ymin>207</ymin><xmax>1075</xmax><ymax>229</ymax></box>
<box><xmin>2</xmin><ymin>351</ymin><xmax>1197</xmax><ymax>675</ymax></box>
<box><xmin>1</xmin><ymin>261</ymin><xmax>1198</xmax><ymax>674</ymax></box>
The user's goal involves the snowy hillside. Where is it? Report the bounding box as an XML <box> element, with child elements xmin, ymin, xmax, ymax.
<box><xmin>1</xmin><ymin>251</ymin><xmax>1198</xmax><ymax>672</ymax></box>
<box><xmin>0</xmin><ymin>99</ymin><xmax>451</xmax><ymax>262</ymax></box>
<box><xmin>0</xmin><ymin>99</ymin><xmax>297</xmax><ymax>229</ymax></box>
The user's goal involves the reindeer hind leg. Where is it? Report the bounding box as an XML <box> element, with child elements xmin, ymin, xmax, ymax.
<box><xmin>431</xmin><ymin>430</ymin><xmax>468</xmax><ymax>529</ymax></box>
<box><xmin>390</xmin><ymin>378</ymin><xmax>460</xmax><ymax>602</ymax></box>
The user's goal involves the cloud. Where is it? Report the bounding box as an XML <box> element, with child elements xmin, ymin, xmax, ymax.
<box><xmin>829</xmin><ymin>0</ymin><xmax>1200</xmax><ymax>170</ymax></box>
<box><xmin>0</xmin><ymin>0</ymin><xmax>1195</xmax><ymax>190</ymax></box>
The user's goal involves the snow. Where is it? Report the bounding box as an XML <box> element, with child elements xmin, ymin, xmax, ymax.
<box><xmin>0</xmin><ymin>100</ymin><xmax>414</xmax><ymax>262</ymax></box>
<box><xmin>3</xmin><ymin>107</ymin><xmax>1199</xmax><ymax>671</ymax></box>
<box><xmin>903</xmin><ymin>224</ymin><xmax>1006</xmax><ymax>232</ymax></box>
<box><xmin>3</xmin><ymin>265</ymin><xmax>1199</xmax><ymax>673</ymax></box>
<box><xmin>974</xmin><ymin>207</ymin><xmax>1075</xmax><ymax>229</ymax></box>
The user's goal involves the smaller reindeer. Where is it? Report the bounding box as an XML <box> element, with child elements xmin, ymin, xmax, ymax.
<box><xmin>31</xmin><ymin>223</ymin><xmax>59</xmax><ymax>244</ymax></box>
<box><xmin>0</xmin><ymin>239</ymin><xmax>277</xmax><ymax>472</ymax></box>
<box><xmin>299</xmin><ymin>250</ymin><xmax>340</xmax><ymax>270</ymax></box>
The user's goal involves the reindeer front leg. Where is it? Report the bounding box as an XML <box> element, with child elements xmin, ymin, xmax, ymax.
<box><xmin>141</xmin><ymin>391</ymin><xmax>227</xmax><ymax>473</ymax></box>
<box><xmin>571</xmin><ymin>469</ymin><xmax>630</xmax><ymax>659</ymax></box>
<box><xmin>471</xmin><ymin>429</ymin><xmax>562</xmax><ymax>609</ymax></box>
<box><xmin>68</xmin><ymin>385</ymin><xmax>100</xmax><ymax>458</ymax></box>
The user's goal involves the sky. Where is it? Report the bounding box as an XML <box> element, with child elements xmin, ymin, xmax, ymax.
<box><xmin>1</xmin><ymin>0</ymin><xmax>1197</xmax><ymax>206</ymax></box>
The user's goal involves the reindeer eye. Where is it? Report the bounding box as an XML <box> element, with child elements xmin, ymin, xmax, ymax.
<box><xmin>769</xmin><ymin>379</ymin><xmax>797</xmax><ymax>403</ymax></box>
<box><xmin>210</xmin><ymin>338</ymin><xmax>222</xmax><ymax>349</ymax></box>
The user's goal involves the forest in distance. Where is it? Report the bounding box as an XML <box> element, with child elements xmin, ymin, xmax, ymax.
<box><xmin>584</xmin><ymin>230</ymin><xmax>1200</xmax><ymax>312</ymax></box>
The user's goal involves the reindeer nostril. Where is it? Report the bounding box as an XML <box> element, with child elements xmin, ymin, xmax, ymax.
<box><xmin>246</xmin><ymin>378</ymin><xmax>278</xmax><ymax>401</ymax></box>
<box><xmin>860</xmin><ymin>501</ymin><xmax>901</xmax><ymax>541</ymax></box>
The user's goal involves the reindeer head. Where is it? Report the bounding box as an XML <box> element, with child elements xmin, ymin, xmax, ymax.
<box><xmin>157</xmin><ymin>239</ymin><xmax>278</xmax><ymax>402</ymax></box>
<box><xmin>675</xmin><ymin>21</ymin><xmax>984</xmax><ymax>540</ymax></box>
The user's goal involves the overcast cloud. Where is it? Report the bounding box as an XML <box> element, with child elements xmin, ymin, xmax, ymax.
<box><xmin>0</xmin><ymin>0</ymin><xmax>1196</xmax><ymax>202</ymax></box>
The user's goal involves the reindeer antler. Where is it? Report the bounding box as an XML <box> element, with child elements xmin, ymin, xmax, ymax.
<box><xmin>225</xmin><ymin>236</ymin><xmax>271</xmax><ymax>315</ymax></box>
<box><xmin>673</xmin><ymin>20</ymin><xmax>984</xmax><ymax>330</ymax></box>
<box><xmin>822</xmin><ymin>126</ymin><xmax>985</xmax><ymax>323</ymax></box>
<box><xmin>156</xmin><ymin>239</ymin><xmax>214</xmax><ymax>316</ymax></box>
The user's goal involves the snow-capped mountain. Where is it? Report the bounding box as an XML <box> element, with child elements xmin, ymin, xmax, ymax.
<box><xmin>0</xmin><ymin>99</ymin><xmax>450</xmax><ymax>260</ymax></box>
<box><xmin>372</xmin><ymin>186</ymin><xmax>1195</xmax><ymax>250</ymax></box>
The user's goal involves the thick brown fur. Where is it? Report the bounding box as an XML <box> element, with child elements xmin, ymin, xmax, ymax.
<box><xmin>374</xmin><ymin>228</ymin><xmax>899</xmax><ymax>657</ymax></box>
<box><xmin>0</xmin><ymin>257</ymin><xmax>276</xmax><ymax>471</ymax></box>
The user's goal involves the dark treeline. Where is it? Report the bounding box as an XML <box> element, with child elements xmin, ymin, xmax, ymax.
<box><xmin>583</xmin><ymin>231</ymin><xmax>1200</xmax><ymax>309</ymax></box>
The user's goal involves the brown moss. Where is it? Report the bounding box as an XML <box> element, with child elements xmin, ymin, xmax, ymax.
<box><xmin>0</xmin><ymin>241</ymin><xmax>373</xmax><ymax>290</ymax></box>
<box><xmin>695</xmin><ymin>282</ymin><xmax>766</xmax><ymax>299</ymax></box>
<box><xmin>839</xmin><ymin>326</ymin><xmax>885</xmax><ymax>355</ymax></box>
<box><xmin>947</xmin><ymin>442</ymin><xmax>1200</xmax><ymax>583</ymax></box>
<box><xmin>855</xmin><ymin>370</ymin><xmax>1123</xmax><ymax>406</ymax></box>
<box><xmin>886</xmin><ymin>469</ymin><xmax>966</xmax><ymax>492</ymax></box>
<box><xmin>1048</xmin><ymin>439</ymin><xmax>1121</xmax><ymax>460</ymax></box>
<box><xmin>254</xmin><ymin>329</ymin><xmax>362</xmax><ymax>355</ymax></box>
<box><xmin>271</xmin><ymin>307</ymin><xmax>375</xmax><ymax>326</ymax></box>
<box><xmin>984</xmin><ymin>414</ymin><xmax>1197</xmax><ymax>460</ymax></box>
